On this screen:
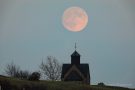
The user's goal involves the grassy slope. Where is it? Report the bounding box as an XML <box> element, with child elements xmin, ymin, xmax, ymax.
<box><xmin>0</xmin><ymin>75</ymin><xmax>134</xmax><ymax>90</ymax></box>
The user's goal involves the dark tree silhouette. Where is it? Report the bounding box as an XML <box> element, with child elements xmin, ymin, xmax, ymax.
<box><xmin>39</xmin><ymin>56</ymin><xmax>62</xmax><ymax>81</ymax></box>
<box><xmin>28</xmin><ymin>72</ymin><xmax>40</xmax><ymax>81</ymax></box>
<box><xmin>98</xmin><ymin>82</ymin><xmax>105</xmax><ymax>86</ymax></box>
<box><xmin>4</xmin><ymin>62</ymin><xmax>20</xmax><ymax>78</ymax></box>
<box><xmin>4</xmin><ymin>62</ymin><xmax>30</xmax><ymax>79</ymax></box>
<box><xmin>18</xmin><ymin>70</ymin><xmax>30</xmax><ymax>79</ymax></box>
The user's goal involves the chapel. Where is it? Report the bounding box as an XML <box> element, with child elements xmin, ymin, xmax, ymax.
<box><xmin>61</xmin><ymin>44</ymin><xmax>90</xmax><ymax>84</ymax></box>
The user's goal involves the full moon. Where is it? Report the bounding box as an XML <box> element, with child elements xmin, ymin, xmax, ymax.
<box><xmin>62</xmin><ymin>7</ymin><xmax>88</xmax><ymax>32</ymax></box>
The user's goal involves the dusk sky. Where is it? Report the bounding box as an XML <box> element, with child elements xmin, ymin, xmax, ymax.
<box><xmin>0</xmin><ymin>0</ymin><xmax>135</xmax><ymax>88</ymax></box>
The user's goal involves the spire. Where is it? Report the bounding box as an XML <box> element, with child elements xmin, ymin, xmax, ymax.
<box><xmin>71</xmin><ymin>43</ymin><xmax>80</xmax><ymax>56</ymax></box>
<box><xmin>75</xmin><ymin>43</ymin><xmax>77</xmax><ymax>51</ymax></box>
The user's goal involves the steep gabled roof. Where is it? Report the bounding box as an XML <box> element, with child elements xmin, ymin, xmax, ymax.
<box><xmin>61</xmin><ymin>64</ymin><xmax>90</xmax><ymax>79</ymax></box>
<box><xmin>63</xmin><ymin>65</ymin><xmax>85</xmax><ymax>80</ymax></box>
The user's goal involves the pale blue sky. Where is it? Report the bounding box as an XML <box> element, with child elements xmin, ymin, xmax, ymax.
<box><xmin>0</xmin><ymin>0</ymin><xmax>135</xmax><ymax>88</ymax></box>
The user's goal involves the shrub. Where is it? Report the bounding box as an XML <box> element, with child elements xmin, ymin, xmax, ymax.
<box><xmin>98</xmin><ymin>82</ymin><xmax>105</xmax><ymax>86</ymax></box>
<box><xmin>28</xmin><ymin>72</ymin><xmax>40</xmax><ymax>81</ymax></box>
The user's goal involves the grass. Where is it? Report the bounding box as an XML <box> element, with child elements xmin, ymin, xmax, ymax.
<box><xmin>0</xmin><ymin>75</ymin><xmax>134</xmax><ymax>90</ymax></box>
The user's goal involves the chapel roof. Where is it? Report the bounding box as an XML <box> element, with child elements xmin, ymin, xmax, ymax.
<box><xmin>61</xmin><ymin>64</ymin><xmax>90</xmax><ymax>79</ymax></box>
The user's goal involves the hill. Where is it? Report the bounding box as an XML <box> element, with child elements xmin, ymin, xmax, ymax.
<box><xmin>0</xmin><ymin>75</ymin><xmax>134</xmax><ymax>90</ymax></box>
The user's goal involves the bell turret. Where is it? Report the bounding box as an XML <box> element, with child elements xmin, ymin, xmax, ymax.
<box><xmin>71</xmin><ymin>43</ymin><xmax>80</xmax><ymax>65</ymax></box>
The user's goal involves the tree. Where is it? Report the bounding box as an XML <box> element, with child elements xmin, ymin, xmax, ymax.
<box><xmin>4</xmin><ymin>62</ymin><xmax>30</xmax><ymax>79</ymax></box>
<box><xmin>18</xmin><ymin>70</ymin><xmax>30</xmax><ymax>79</ymax></box>
<box><xmin>28</xmin><ymin>72</ymin><xmax>40</xmax><ymax>81</ymax></box>
<box><xmin>4</xmin><ymin>62</ymin><xmax>20</xmax><ymax>78</ymax></box>
<box><xmin>39</xmin><ymin>56</ymin><xmax>62</xmax><ymax>81</ymax></box>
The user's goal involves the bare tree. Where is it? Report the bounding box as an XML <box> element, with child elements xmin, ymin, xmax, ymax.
<box><xmin>39</xmin><ymin>56</ymin><xmax>62</xmax><ymax>81</ymax></box>
<box><xmin>19</xmin><ymin>70</ymin><xmax>30</xmax><ymax>79</ymax></box>
<box><xmin>4</xmin><ymin>62</ymin><xmax>20</xmax><ymax>77</ymax></box>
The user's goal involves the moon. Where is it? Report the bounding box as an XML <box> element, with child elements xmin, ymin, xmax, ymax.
<box><xmin>62</xmin><ymin>7</ymin><xmax>88</xmax><ymax>32</ymax></box>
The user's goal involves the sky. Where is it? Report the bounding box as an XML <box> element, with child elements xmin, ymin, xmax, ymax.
<box><xmin>0</xmin><ymin>0</ymin><xmax>135</xmax><ymax>88</ymax></box>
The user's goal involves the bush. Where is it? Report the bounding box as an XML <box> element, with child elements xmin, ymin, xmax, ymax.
<box><xmin>98</xmin><ymin>82</ymin><xmax>105</xmax><ymax>86</ymax></box>
<box><xmin>28</xmin><ymin>72</ymin><xmax>40</xmax><ymax>81</ymax></box>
